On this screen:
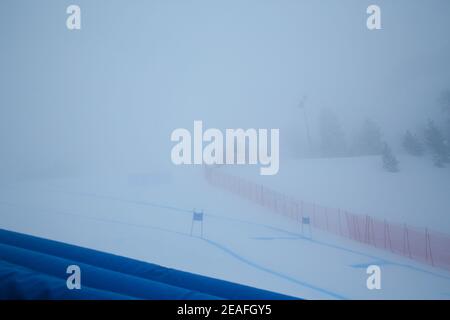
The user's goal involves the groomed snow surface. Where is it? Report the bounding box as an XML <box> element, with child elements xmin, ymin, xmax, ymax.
<box><xmin>1</xmin><ymin>155</ymin><xmax>450</xmax><ymax>299</ymax></box>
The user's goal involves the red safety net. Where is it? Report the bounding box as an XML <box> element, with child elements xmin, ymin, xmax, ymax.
<box><xmin>204</xmin><ymin>168</ymin><xmax>450</xmax><ymax>271</ymax></box>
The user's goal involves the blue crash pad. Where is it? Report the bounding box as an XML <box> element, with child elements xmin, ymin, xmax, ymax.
<box><xmin>0</xmin><ymin>228</ymin><xmax>297</xmax><ymax>300</ymax></box>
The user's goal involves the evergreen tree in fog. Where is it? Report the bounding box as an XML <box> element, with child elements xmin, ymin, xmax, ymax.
<box><xmin>382</xmin><ymin>142</ymin><xmax>399</xmax><ymax>173</ymax></box>
<box><xmin>319</xmin><ymin>108</ymin><xmax>347</xmax><ymax>157</ymax></box>
<box><xmin>424</xmin><ymin>120</ymin><xmax>449</xmax><ymax>167</ymax></box>
<box><xmin>355</xmin><ymin>119</ymin><xmax>383</xmax><ymax>156</ymax></box>
<box><xmin>402</xmin><ymin>130</ymin><xmax>424</xmax><ymax>156</ymax></box>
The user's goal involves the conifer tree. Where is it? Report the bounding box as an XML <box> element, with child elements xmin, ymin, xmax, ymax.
<box><xmin>424</xmin><ymin>120</ymin><xmax>449</xmax><ymax>167</ymax></box>
<box><xmin>402</xmin><ymin>130</ymin><xmax>424</xmax><ymax>156</ymax></box>
<box><xmin>382</xmin><ymin>142</ymin><xmax>399</xmax><ymax>172</ymax></box>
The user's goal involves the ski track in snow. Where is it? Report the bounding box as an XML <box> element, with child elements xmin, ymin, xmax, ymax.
<box><xmin>0</xmin><ymin>197</ymin><xmax>346</xmax><ymax>299</ymax></box>
<box><xmin>47</xmin><ymin>189</ymin><xmax>450</xmax><ymax>282</ymax></box>
<box><xmin>2</xmin><ymin>186</ymin><xmax>450</xmax><ymax>299</ymax></box>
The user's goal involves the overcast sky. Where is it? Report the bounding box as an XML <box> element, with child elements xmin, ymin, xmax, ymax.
<box><xmin>1</xmin><ymin>0</ymin><xmax>449</xmax><ymax>176</ymax></box>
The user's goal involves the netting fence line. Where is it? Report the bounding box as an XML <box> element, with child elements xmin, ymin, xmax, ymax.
<box><xmin>204</xmin><ymin>168</ymin><xmax>450</xmax><ymax>272</ymax></box>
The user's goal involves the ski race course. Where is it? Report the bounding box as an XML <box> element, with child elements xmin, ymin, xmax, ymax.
<box><xmin>1</xmin><ymin>161</ymin><xmax>450</xmax><ymax>299</ymax></box>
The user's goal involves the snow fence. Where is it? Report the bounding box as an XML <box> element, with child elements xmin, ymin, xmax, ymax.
<box><xmin>204</xmin><ymin>168</ymin><xmax>450</xmax><ymax>272</ymax></box>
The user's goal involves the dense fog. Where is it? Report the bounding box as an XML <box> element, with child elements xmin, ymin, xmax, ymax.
<box><xmin>1</xmin><ymin>0</ymin><xmax>450</xmax><ymax>179</ymax></box>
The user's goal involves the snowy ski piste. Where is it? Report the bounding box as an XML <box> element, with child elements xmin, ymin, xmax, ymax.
<box><xmin>2</xmin><ymin>156</ymin><xmax>450</xmax><ymax>300</ymax></box>
<box><xmin>3</xmin><ymin>0</ymin><xmax>450</xmax><ymax>302</ymax></box>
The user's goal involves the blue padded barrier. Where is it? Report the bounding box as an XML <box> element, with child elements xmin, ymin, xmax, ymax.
<box><xmin>0</xmin><ymin>260</ymin><xmax>134</xmax><ymax>300</ymax></box>
<box><xmin>0</xmin><ymin>229</ymin><xmax>296</xmax><ymax>300</ymax></box>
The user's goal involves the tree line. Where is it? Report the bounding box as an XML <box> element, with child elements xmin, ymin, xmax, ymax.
<box><xmin>314</xmin><ymin>90</ymin><xmax>450</xmax><ymax>173</ymax></box>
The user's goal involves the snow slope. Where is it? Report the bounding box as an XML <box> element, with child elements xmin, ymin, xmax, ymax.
<box><xmin>1</xmin><ymin>162</ymin><xmax>450</xmax><ymax>299</ymax></box>
<box><xmin>226</xmin><ymin>155</ymin><xmax>450</xmax><ymax>233</ymax></box>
